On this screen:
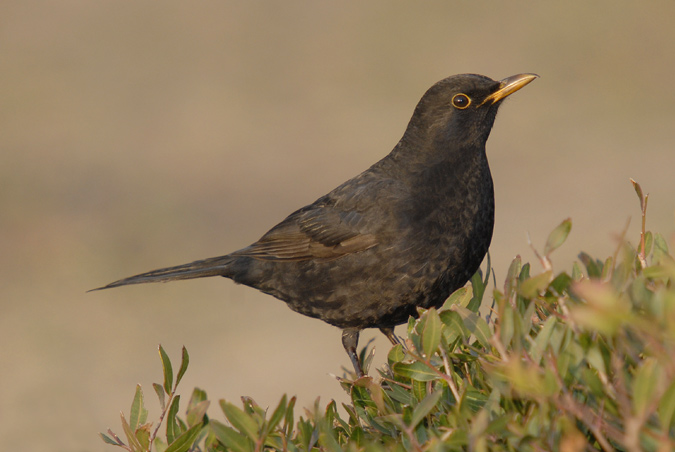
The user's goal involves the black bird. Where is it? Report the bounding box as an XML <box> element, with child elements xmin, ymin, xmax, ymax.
<box><xmin>94</xmin><ymin>73</ymin><xmax>537</xmax><ymax>376</ymax></box>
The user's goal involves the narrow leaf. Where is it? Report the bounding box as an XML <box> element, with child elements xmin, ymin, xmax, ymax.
<box><xmin>220</xmin><ymin>400</ymin><xmax>260</xmax><ymax>441</ymax></box>
<box><xmin>166</xmin><ymin>395</ymin><xmax>181</xmax><ymax>444</ymax></box>
<box><xmin>658</xmin><ymin>380</ymin><xmax>675</xmax><ymax>429</ymax></box>
<box><xmin>264</xmin><ymin>394</ymin><xmax>287</xmax><ymax>436</ymax></box>
<box><xmin>653</xmin><ymin>233</ymin><xmax>671</xmax><ymax>264</ymax></box>
<box><xmin>530</xmin><ymin>317</ymin><xmax>557</xmax><ymax>364</ymax></box>
<box><xmin>632</xmin><ymin>358</ymin><xmax>662</xmax><ymax>416</ymax></box>
<box><xmin>129</xmin><ymin>384</ymin><xmax>147</xmax><ymax>430</ymax></box>
<box><xmin>176</xmin><ymin>346</ymin><xmax>189</xmax><ymax>388</ymax></box>
<box><xmin>467</xmin><ymin>270</ymin><xmax>486</xmax><ymax>313</ymax></box>
<box><xmin>420</xmin><ymin>308</ymin><xmax>442</xmax><ymax>358</ymax></box>
<box><xmin>504</xmin><ymin>256</ymin><xmax>522</xmax><ymax>298</ymax></box>
<box><xmin>411</xmin><ymin>379</ymin><xmax>427</xmax><ymax>402</ymax></box>
<box><xmin>392</xmin><ymin>361</ymin><xmax>439</xmax><ymax>381</ymax></box>
<box><xmin>159</xmin><ymin>345</ymin><xmax>173</xmax><ymax>394</ymax></box>
<box><xmin>153</xmin><ymin>383</ymin><xmax>166</xmax><ymax>410</ymax></box>
<box><xmin>409</xmin><ymin>390</ymin><xmax>442</xmax><ymax>428</ymax></box>
<box><xmin>188</xmin><ymin>387</ymin><xmax>208</xmax><ymax>409</ymax></box>
<box><xmin>442</xmin><ymin>286</ymin><xmax>472</xmax><ymax>310</ymax></box>
<box><xmin>120</xmin><ymin>412</ymin><xmax>143</xmax><ymax>452</ymax></box>
<box><xmin>544</xmin><ymin>218</ymin><xmax>572</xmax><ymax>256</ymax></box>
<box><xmin>165</xmin><ymin>422</ymin><xmax>205</xmax><ymax>452</ymax></box>
<box><xmin>387</xmin><ymin>344</ymin><xmax>405</xmax><ymax>366</ymax></box>
<box><xmin>284</xmin><ymin>396</ymin><xmax>296</xmax><ymax>436</ymax></box>
<box><xmin>318</xmin><ymin>423</ymin><xmax>342</xmax><ymax>452</ymax></box>
<box><xmin>453</xmin><ymin>306</ymin><xmax>492</xmax><ymax>348</ymax></box>
<box><xmin>643</xmin><ymin>230</ymin><xmax>654</xmax><ymax>257</ymax></box>
<box><xmin>100</xmin><ymin>432</ymin><xmax>122</xmax><ymax>446</ymax></box>
<box><xmin>518</xmin><ymin>271</ymin><xmax>552</xmax><ymax>299</ymax></box>
<box><xmin>135</xmin><ymin>424</ymin><xmax>151</xmax><ymax>451</ymax></box>
<box><xmin>186</xmin><ymin>400</ymin><xmax>210</xmax><ymax>427</ymax></box>
<box><xmin>440</xmin><ymin>310</ymin><xmax>470</xmax><ymax>342</ymax></box>
<box><xmin>154</xmin><ymin>437</ymin><xmax>168</xmax><ymax>452</ymax></box>
<box><xmin>211</xmin><ymin>420</ymin><xmax>253</xmax><ymax>452</ymax></box>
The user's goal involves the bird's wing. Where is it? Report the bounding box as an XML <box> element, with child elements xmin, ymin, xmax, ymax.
<box><xmin>231</xmin><ymin>201</ymin><xmax>380</xmax><ymax>262</ymax></box>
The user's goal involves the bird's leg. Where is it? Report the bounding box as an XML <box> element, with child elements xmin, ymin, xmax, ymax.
<box><xmin>341</xmin><ymin>328</ymin><xmax>364</xmax><ymax>377</ymax></box>
<box><xmin>379</xmin><ymin>327</ymin><xmax>400</xmax><ymax>346</ymax></box>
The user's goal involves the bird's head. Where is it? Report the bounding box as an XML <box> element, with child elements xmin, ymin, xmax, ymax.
<box><xmin>401</xmin><ymin>73</ymin><xmax>538</xmax><ymax>156</ymax></box>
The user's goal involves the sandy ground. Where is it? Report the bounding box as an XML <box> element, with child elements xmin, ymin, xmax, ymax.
<box><xmin>2</xmin><ymin>2</ymin><xmax>675</xmax><ymax>450</ymax></box>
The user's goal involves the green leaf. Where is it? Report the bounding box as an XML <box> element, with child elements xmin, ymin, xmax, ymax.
<box><xmin>453</xmin><ymin>306</ymin><xmax>492</xmax><ymax>348</ymax></box>
<box><xmin>154</xmin><ymin>437</ymin><xmax>168</xmax><ymax>452</ymax></box>
<box><xmin>186</xmin><ymin>400</ymin><xmax>210</xmax><ymax>427</ymax></box>
<box><xmin>519</xmin><ymin>262</ymin><xmax>531</xmax><ymax>281</ymax></box>
<box><xmin>518</xmin><ymin>271</ymin><xmax>552</xmax><ymax>299</ymax></box>
<box><xmin>499</xmin><ymin>302</ymin><xmax>514</xmax><ymax>348</ymax></box>
<box><xmin>411</xmin><ymin>378</ymin><xmax>427</xmax><ymax>403</ymax></box>
<box><xmin>129</xmin><ymin>384</ymin><xmax>148</xmax><ymax>430</ymax></box>
<box><xmin>188</xmin><ymin>387</ymin><xmax>208</xmax><ymax>410</ymax></box>
<box><xmin>550</xmin><ymin>272</ymin><xmax>572</xmax><ymax>294</ymax></box>
<box><xmin>600</xmin><ymin>256</ymin><xmax>613</xmax><ymax>280</ymax></box>
<box><xmin>99</xmin><ymin>432</ymin><xmax>122</xmax><ymax>446</ymax></box>
<box><xmin>571</xmin><ymin>262</ymin><xmax>584</xmax><ymax>280</ymax></box>
<box><xmin>578</xmin><ymin>252</ymin><xmax>602</xmax><ymax>278</ymax></box>
<box><xmin>544</xmin><ymin>218</ymin><xmax>572</xmax><ymax>256</ymax></box>
<box><xmin>318</xmin><ymin>420</ymin><xmax>342</xmax><ymax>452</ymax></box>
<box><xmin>165</xmin><ymin>422</ymin><xmax>204</xmax><ymax>452</ymax></box>
<box><xmin>153</xmin><ymin>383</ymin><xmax>166</xmax><ymax>410</ymax></box>
<box><xmin>120</xmin><ymin>412</ymin><xmax>143</xmax><ymax>452</ymax></box>
<box><xmin>440</xmin><ymin>310</ymin><xmax>469</xmax><ymax>343</ymax></box>
<box><xmin>584</xmin><ymin>345</ymin><xmax>607</xmax><ymax>377</ymax></box>
<box><xmin>176</xmin><ymin>346</ymin><xmax>189</xmax><ymax>389</ymax></box>
<box><xmin>220</xmin><ymin>400</ymin><xmax>260</xmax><ymax>441</ymax></box>
<box><xmin>419</xmin><ymin>308</ymin><xmax>442</xmax><ymax>358</ymax></box>
<box><xmin>658</xmin><ymin>380</ymin><xmax>675</xmax><ymax>429</ymax></box>
<box><xmin>466</xmin><ymin>270</ymin><xmax>485</xmax><ymax>313</ymax></box>
<box><xmin>284</xmin><ymin>396</ymin><xmax>296</xmax><ymax>436</ymax></box>
<box><xmin>409</xmin><ymin>390</ymin><xmax>442</xmax><ymax>428</ymax></box>
<box><xmin>442</xmin><ymin>286</ymin><xmax>472</xmax><ymax>310</ymax></box>
<box><xmin>264</xmin><ymin>394</ymin><xmax>287</xmax><ymax>436</ymax></box>
<box><xmin>392</xmin><ymin>361</ymin><xmax>439</xmax><ymax>381</ymax></box>
<box><xmin>504</xmin><ymin>256</ymin><xmax>522</xmax><ymax>299</ymax></box>
<box><xmin>643</xmin><ymin>230</ymin><xmax>653</xmax><ymax>256</ymax></box>
<box><xmin>159</xmin><ymin>345</ymin><xmax>174</xmax><ymax>394</ymax></box>
<box><xmin>530</xmin><ymin>317</ymin><xmax>557</xmax><ymax>364</ymax></box>
<box><xmin>211</xmin><ymin>420</ymin><xmax>253</xmax><ymax>452</ymax></box>
<box><xmin>642</xmin><ymin>264</ymin><xmax>675</xmax><ymax>280</ymax></box>
<box><xmin>633</xmin><ymin>358</ymin><xmax>662</xmax><ymax>416</ymax></box>
<box><xmin>166</xmin><ymin>395</ymin><xmax>181</xmax><ymax>444</ymax></box>
<box><xmin>653</xmin><ymin>233</ymin><xmax>671</xmax><ymax>264</ymax></box>
<box><xmin>571</xmin><ymin>281</ymin><xmax>631</xmax><ymax>336</ymax></box>
<box><xmin>387</xmin><ymin>344</ymin><xmax>405</xmax><ymax>366</ymax></box>
<box><xmin>135</xmin><ymin>424</ymin><xmax>151</xmax><ymax>451</ymax></box>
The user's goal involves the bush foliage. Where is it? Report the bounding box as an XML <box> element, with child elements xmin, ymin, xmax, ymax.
<box><xmin>102</xmin><ymin>182</ymin><xmax>675</xmax><ymax>452</ymax></box>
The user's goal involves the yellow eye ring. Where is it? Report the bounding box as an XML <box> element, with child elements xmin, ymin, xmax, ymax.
<box><xmin>452</xmin><ymin>93</ymin><xmax>471</xmax><ymax>109</ymax></box>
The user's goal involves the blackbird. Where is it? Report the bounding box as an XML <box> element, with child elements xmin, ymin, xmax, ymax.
<box><xmin>94</xmin><ymin>73</ymin><xmax>537</xmax><ymax>376</ymax></box>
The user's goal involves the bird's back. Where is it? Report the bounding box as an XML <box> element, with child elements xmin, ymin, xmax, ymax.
<box><xmin>223</xmin><ymin>143</ymin><xmax>494</xmax><ymax>329</ymax></box>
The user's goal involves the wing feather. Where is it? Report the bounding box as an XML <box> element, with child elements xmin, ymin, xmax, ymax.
<box><xmin>232</xmin><ymin>203</ymin><xmax>378</xmax><ymax>261</ymax></box>
<box><xmin>232</xmin><ymin>175</ymin><xmax>408</xmax><ymax>262</ymax></box>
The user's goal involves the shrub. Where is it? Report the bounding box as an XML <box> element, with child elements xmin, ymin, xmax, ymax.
<box><xmin>101</xmin><ymin>181</ymin><xmax>675</xmax><ymax>451</ymax></box>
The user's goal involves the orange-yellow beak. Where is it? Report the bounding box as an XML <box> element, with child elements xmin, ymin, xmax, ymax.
<box><xmin>481</xmin><ymin>73</ymin><xmax>538</xmax><ymax>106</ymax></box>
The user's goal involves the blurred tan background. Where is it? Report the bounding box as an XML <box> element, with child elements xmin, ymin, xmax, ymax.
<box><xmin>2</xmin><ymin>1</ymin><xmax>675</xmax><ymax>450</ymax></box>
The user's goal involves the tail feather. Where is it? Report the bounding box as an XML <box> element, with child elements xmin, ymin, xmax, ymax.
<box><xmin>90</xmin><ymin>255</ymin><xmax>234</xmax><ymax>291</ymax></box>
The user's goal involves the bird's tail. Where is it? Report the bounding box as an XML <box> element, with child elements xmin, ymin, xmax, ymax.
<box><xmin>90</xmin><ymin>255</ymin><xmax>235</xmax><ymax>291</ymax></box>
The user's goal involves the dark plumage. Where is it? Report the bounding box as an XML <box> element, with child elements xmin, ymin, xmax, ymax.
<box><xmin>93</xmin><ymin>73</ymin><xmax>537</xmax><ymax>376</ymax></box>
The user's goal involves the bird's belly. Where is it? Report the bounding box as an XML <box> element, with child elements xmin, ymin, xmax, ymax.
<box><xmin>232</xmin><ymin>235</ymin><xmax>487</xmax><ymax>329</ymax></box>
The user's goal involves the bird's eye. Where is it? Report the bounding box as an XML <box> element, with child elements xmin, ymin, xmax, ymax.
<box><xmin>452</xmin><ymin>93</ymin><xmax>471</xmax><ymax>109</ymax></box>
